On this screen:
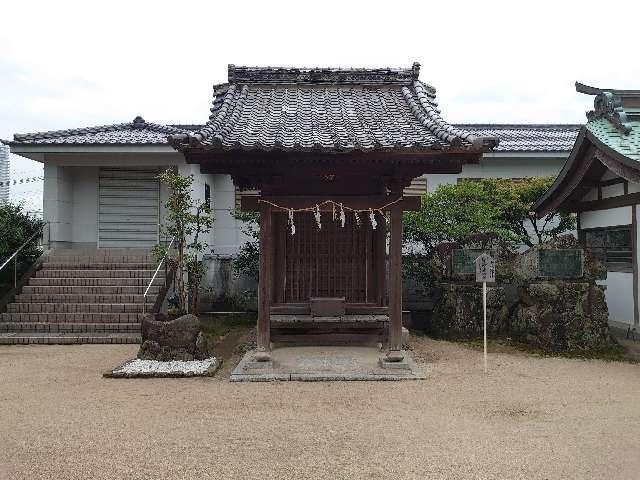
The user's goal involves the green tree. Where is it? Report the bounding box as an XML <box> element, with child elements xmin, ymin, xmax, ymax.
<box><xmin>484</xmin><ymin>177</ymin><xmax>575</xmax><ymax>247</ymax></box>
<box><xmin>0</xmin><ymin>203</ymin><xmax>44</xmax><ymax>293</ymax></box>
<box><xmin>404</xmin><ymin>177</ymin><xmax>575</xmax><ymax>252</ymax></box>
<box><xmin>153</xmin><ymin>169</ymin><xmax>213</xmax><ymax>315</ymax></box>
<box><xmin>230</xmin><ymin>209</ymin><xmax>259</xmax><ymax>280</ymax></box>
<box><xmin>403</xmin><ymin>177</ymin><xmax>575</xmax><ymax>283</ymax></box>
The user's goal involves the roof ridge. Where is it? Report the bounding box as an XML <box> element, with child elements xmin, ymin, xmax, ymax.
<box><xmin>13</xmin><ymin>117</ymin><xmax>189</xmax><ymax>141</ymax></box>
<box><xmin>14</xmin><ymin>122</ymin><xmax>130</xmax><ymax>141</ymax></box>
<box><xmin>227</xmin><ymin>63</ymin><xmax>421</xmax><ymax>85</ymax></box>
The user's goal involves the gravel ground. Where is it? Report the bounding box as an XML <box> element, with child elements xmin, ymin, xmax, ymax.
<box><xmin>1</xmin><ymin>336</ymin><xmax>639</xmax><ymax>480</ymax></box>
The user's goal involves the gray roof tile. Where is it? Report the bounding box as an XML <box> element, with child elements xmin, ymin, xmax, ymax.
<box><xmin>168</xmin><ymin>63</ymin><xmax>498</xmax><ymax>153</ymax></box>
<box><xmin>455</xmin><ymin>124</ymin><xmax>580</xmax><ymax>152</ymax></box>
<box><xmin>10</xmin><ymin>116</ymin><xmax>189</xmax><ymax>146</ymax></box>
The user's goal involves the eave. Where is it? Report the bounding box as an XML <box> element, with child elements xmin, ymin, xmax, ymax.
<box><xmin>533</xmin><ymin>126</ymin><xmax>640</xmax><ymax>217</ymax></box>
<box><xmin>8</xmin><ymin>144</ymin><xmax>178</xmax><ymax>161</ymax></box>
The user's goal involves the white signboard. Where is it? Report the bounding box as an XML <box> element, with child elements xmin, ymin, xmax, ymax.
<box><xmin>474</xmin><ymin>252</ymin><xmax>495</xmax><ymax>375</ymax></box>
<box><xmin>475</xmin><ymin>253</ymin><xmax>496</xmax><ymax>283</ymax></box>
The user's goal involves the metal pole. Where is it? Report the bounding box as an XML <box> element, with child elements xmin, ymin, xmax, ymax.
<box><xmin>14</xmin><ymin>256</ymin><xmax>17</xmax><ymax>289</ymax></box>
<box><xmin>483</xmin><ymin>281</ymin><xmax>487</xmax><ymax>374</ymax></box>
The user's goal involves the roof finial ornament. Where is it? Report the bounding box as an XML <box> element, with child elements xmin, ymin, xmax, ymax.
<box><xmin>575</xmin><ymin>82</ymin><xmax>631</xmax><ymax>134</ymax></box>
<box><xmin>132</xmin><ymin>116</ymin><xmax>146</xmax><ymax>128</ymax></box>
<box><xmin>412</xmin><ymin>62</ymin><xmax>421</xmax><ymax>80</ymax></box>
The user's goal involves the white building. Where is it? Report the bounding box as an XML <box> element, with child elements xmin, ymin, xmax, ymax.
<box><xmin>6</xmin><ymin>121</ymin><xmax>579</xmax><ymax>255</ymax></box>
<box><xmin>0</xmin><ymin>144</ymin><xmax>9</xmax><ymax>204</ymax></box>
<box><xmin>534</xmin><ymin>83</ymin><xmax>640</xmax><ymax>330</ymax></box>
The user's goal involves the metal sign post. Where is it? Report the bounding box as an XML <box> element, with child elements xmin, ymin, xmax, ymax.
<box><xmin>475</xmin><ymin>253</ymin><xmax>496</xmax><ymax>374</ymax></box>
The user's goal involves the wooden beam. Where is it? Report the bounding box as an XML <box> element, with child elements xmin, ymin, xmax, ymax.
<box><xmin>187</xmin><ymin>149</ymin><xmax>472</xmax><ymax>168</ymax></box>
<box><xmin>257</xmin><ymin>201</ymin><xmax>272</xmax><ymax>356</ymax></box>
<box><xmin>633</xmin><ymin>205</ymin><xmax>639</xmax><ymax>326</ymax></box>
<box><xmin>599</xmin><ymin>177</ymin><xmax>627</xmax><ymax>187</ymax></box>
<box><xmin>570</xmin><ymin>192</ymin><xmax>640</xmax><ymax>213</ymax></box>
<box><xmin>387</xmin><ymin>205</ymin><xmax>403</xmax><ymax>353</ymax></box>
<box><xmin>241</xmin><ymin>195</ymin><xmax>420</xmax><ymax>212</ymax></box>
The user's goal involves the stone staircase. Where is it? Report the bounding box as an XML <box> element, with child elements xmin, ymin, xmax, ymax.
<box><xmin>0</xmin><ymin>249</ymin><xmax>163</xmax><ymax>344</ymax></box>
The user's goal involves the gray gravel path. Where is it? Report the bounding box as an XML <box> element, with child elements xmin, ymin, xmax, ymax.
<box><xmin>1</xmin><ymin>337</ymin><xmax>639</xmax><ymax>480</ymax></box>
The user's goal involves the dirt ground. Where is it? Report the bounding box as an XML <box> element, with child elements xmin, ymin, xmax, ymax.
<box><xmin>1</xmin><ymin>336</ymin><xmax>639</xmax><ymax>480</ymax></box>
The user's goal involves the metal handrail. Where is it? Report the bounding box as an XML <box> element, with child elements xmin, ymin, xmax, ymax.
<box><xmin>143</xmin><ymin>237</ymin><xmax>175</xmax><ymax>315</ymax></box>
<box><xmin>0</xmin><ymin>222</ymin><xmax>49</xmax><ymax>288</ymax></box>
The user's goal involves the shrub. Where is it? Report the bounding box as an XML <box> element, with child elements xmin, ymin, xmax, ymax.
<box><xmin>0</xmin><ymin>202</ymin><xmax>44</xmax><ymax>293</ymax></box>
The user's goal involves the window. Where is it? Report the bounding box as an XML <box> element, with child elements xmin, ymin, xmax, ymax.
<box><xmin>581</xmin><ymin>225</ymin><xmax>633</xmax><ymax>271</ymax></box>
<box><xmin>204</xmin><ymin>183</ymin><xmax>211</xmax><ymax>209</ymax></box>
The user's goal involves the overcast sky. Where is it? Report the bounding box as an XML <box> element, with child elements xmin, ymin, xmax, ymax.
<box><xmin>2</xmin><ymin>0</ymin><xmax>639</xmax><ymax>174</ymax></box>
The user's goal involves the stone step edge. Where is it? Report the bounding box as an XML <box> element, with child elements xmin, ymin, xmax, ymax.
<box><xmin>14</xmin><ymin>295</ymin><xmax>158</xmax><ymax>303</ymax></box>
<box><xmin>1</xmin><ymin>313</ymin><xmax>144</xmax><ymax>323</ymax></box>
<box><xmin>0</xmin><ymin>322</ymin><xmax>141</xmax><ymax>332</ymax></box>
<box><xmin>0</xmin><ymin>335</ymin><xmax>141</xmax><ymax>345</ymax></box>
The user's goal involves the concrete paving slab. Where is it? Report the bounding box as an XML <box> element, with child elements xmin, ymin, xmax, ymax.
<box><xmin>230</xmin><ymin>346</ymin><xmax>426</xmax><ymax>382</ymax></box>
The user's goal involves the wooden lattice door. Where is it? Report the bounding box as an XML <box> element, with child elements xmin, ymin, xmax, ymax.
<box><xmin>276</xmin><ymin>213</ymin><xmax>377</xmax><ymax>304</ymax></box>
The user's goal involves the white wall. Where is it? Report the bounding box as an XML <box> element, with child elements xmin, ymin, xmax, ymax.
<box><xmin>211</xmin><ymin>174</ymin><xmax>254</xmax><ymax>256</ymax></box>
<box><xmin>43</xmin><ymin>166</ymin><xmax>99</xmax><ymax>246</ymax></box>
<box><xmin>597</xmin><ymin>272</ymin><xmax>634</xmax><ymax>325</ymax></box>
<box><xmin>70</xmin><ymin>166</ymin><xmax>98</xmax><ymax>244</ymax></box>
<box><xmin>43</xmin><ymin>164</ymin><xmax>73</xmax><ymax>246</ymax></box>
<box><xmin>580</xmin><ymin>206</ymin><xmax>632</xmax><ymax>229</ymax></box>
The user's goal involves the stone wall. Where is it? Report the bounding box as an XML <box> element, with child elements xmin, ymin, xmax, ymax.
<box><xmin>426</xmin><ymin>237</ymin><xmax>615</xmax><ymax>353</ymax></box>
<box><xmin>429</xmin><ymin>280</ymin><xmax>612</xmax><ymax>352</ymax></box>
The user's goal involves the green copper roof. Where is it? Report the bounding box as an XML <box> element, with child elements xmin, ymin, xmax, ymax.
<box><xmin>586</xmin><ymin>117</ymin><xmax>640</xmax><ymax>163</ymax></box>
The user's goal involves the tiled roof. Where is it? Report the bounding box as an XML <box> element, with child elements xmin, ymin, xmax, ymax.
<box><xmin>587</xmin><ymin>118</ymin><xmax>640</xmax><ymax>162</ymax></box>
<box><xmin>10</xmin><ymin>116</ymin><xmax>190</xmax><ymax>145</ymax></box>
<box><xmin>168</xmin><ymin>63</ymin><xmax>498</xmax><ymax>153</ymax></box>
<box><xmin>454</xmin><ymin>124</ymin><xmax>581</xmax><ymax>152</ymax></box>
<box><xmin>533</xmin><ymin>84</ymin><xmax>640</xmax><ymax>216</ymax></box>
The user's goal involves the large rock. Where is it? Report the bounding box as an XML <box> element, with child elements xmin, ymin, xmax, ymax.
<box><xmin>430</xmin><ymin>280</ymin><xmax>614</xmax><ymax>352</ymax></box>
<box><xmin>429</xmin><ymin>283</ymin><xmax>516</xmax><ymax>339</ymax></box>
<box><xmin>138</xmin><ymin>314</ymin><xmax>211</xmax><ymax>361</ymax></box>
<box><xmin>513</xmin><ymin>282</ymin><xmax>611</xmax><ymax>351</ymax></box>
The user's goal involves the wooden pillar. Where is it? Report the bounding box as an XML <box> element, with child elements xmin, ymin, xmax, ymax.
<box><xmin>257</xmin><ymin>201</ymin><xmax>272</xmax><ymax>357</ymax></box>
<box><xmin>375</xmin><ymin>216</ymin><xmax>387</xmax><ymax>307</ymax></box>
<box><xmin>388</xmin><ymin>205</ymin><xmax>403</xmax><ymax>354</ymax></box>
<box><xmin>633</xmin><ymin>204</ymin><xmax>639</xmax><ymax>326</ymax></box>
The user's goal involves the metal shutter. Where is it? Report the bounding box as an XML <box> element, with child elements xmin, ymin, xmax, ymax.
<box><xmin>98</xmin><ymin>168</ymin><xmax>159</xmax><ymax>248</ymax></box>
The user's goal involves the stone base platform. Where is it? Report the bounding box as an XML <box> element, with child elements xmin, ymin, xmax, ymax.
<box><xmin>230</xmin><ymin>346</ymin><xmax>425</xmax><ymax>382</ymax></box>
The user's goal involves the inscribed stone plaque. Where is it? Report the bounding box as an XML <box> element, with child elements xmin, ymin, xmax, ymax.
<box><xmin>452</xmin><ymin>249</ymin><xmax>496</xmax><ymax>276</ymax></box>
<box><xmin>538</xmin><ymin>249</ymin><xmax>583</xmax><ymax>279</ymax></box>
